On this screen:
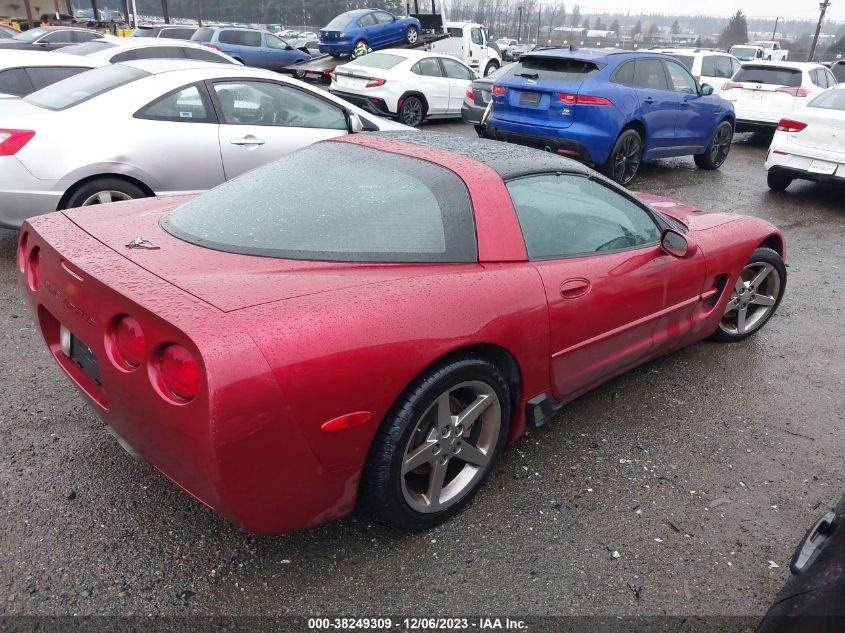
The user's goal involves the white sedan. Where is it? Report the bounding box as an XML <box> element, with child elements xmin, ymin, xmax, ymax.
<box><xmin>329</xmin><ymin>48</ymin><xmax>478</xmax><ymax>127</ymax></box>
<box><xmin>0</xmin><ymin>58</ymin><xmax>406</xmax><ymax>228</ymax></box>
<box><xmin>721</xmin><ymin>61</ymin><xmax>838</xmax><ymax>132</ymax></box>
<box><xmin>765</xmin><ymin>84</ymin><xmax>845</xmax><ymax>191</ymax></box>
<box><xmin>55</xmin><ymin>37</ymin><xmax>239</xmax><ymax>65</ymax></box>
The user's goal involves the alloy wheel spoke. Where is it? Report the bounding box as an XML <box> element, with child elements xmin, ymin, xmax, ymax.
<box><xmin>97</xmin><ymin>192</ymin><xmax>112</xmax><ymax>204</ymax></box>
<box><xmin>455</xmin><ymin>442</ymin><xmax>489</xmax><ymax>467</ymax></box>
<box><xmin>734</xmin><ymin>276</ymin><xmax>747</xmax><ymax>294</ymax></box>
<box><xmin>426</xmin><ymin>459</ymin><xmax>449</xmax><ymax>510</ymax></box>
<box><xmin>724</xmin><ymin>296</ymin><xmax>739</xmax><ymax>314</ymax></box>
<box><xmin>402</xmin><ymin>441</ymin><xmax>436</xmax><ymax>474</ymax></box>
<box><xmin>435</xmin><ymin>393</ymin><xmax>455</xmax><ymax>432</ymax></box>
<box><xmin>736</xmin><ymin>306</ymin><xmax>748</xmax><ymax>334</ymax></box>
<box><xmin>749</xmin><ymin>265</ymin><xmax>772</xmax><ymax>290</ymax></box>
<box><xmin>454</xmin><ymin>394</ymin><xmax>492</xmax><ymax>434</ymax></box>
<box><xmin>751</xmin><ymin>294</ymin><xmax>776</xmax><ymax>307</ymax></box>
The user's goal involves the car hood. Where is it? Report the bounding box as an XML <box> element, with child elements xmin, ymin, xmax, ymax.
<box><xmin>62</xmin><ymin>196</ymin><xmax>444</xmax><ymax>313</ymax></box>
<box><xmin>635</xmin><ymin>192</ymin><xmax>741</xmax><ymax>231</ymax></box>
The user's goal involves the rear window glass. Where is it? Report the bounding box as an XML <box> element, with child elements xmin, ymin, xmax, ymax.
<box><xmin>447</xmin><ymin>27</ymin><xmax>463</xmax><ymax>38</ymax></box>
<box><xmin>512</xmin><ymin>56</ymin><xmax>601</xmax><ymax>82</ymax></box>
<box><xmin>671</xmin><ymin>55</ymin><xmax>694</xmax><ymax>70</ymax></box>
<box><xmin>832</xmin><ymin>63</ymin><xmax>845</xmax><ymax>83</ymax></box>
<box><xmin>24</xmin><ymin>63</ymin><xmax>148</xmax><ymax>110</ymax></box>
<box><xmin>131</xmin><ymin>26</ymin><xmax>156</xmax><ymax>37</ymax></box>
<box><xmin>733</xmin><ymin>65</ymin><xmax>801</xmax><ymax>87</ymax></box>
<box><xmin>219</xmin><ymin>30</ymin><xmax>261</xmax><ymax>46</ymax></box>
<box><xmin>730</xmin><ymin>46</ymin><xmax>760</xmax><ymax>60</ymax></box>
<box><xmin>162</xmin><ymin>143</ymin><xmax>477</xmax><ymax>263</ymax></box>
<box><xmin>326</xmin><ymin>12</ymin><xmax>353</xmax><ymax>29</ymax></box>
<box><xmin>159</xmin><ymin>27</ymin><xmax>196</xmax><ymax>39</ymax></box>
<box><xmin>191</xmin><ymin>27</ymin><xmax>215</xmax><ymax>42</ymax></box>
<box><xmin>59</xmin><ymin>40</ymin><xmax>117</xmax><ymax>55</ymax></box>
<box><xmin>347</xmin><ymin>52</ymin><xmax>404</xmax><ymax>69</ymax></box>
<box><xmin>809</xmin><ymin>88</ymin><xmax>845</xmax><ymax>110</ymax></box>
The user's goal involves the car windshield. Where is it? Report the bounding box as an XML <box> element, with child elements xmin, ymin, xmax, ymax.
<box><xmin>325</xmin><ymin>12</ymin><xmax>353</xmax><ymax>29</ymax></box>
<box><xmin>730</xmin><ymin>46</ymin><xmax>758</xmax><ymax>60</ymax></box>
<box><xmin>346</xmin><ymin>52</ymin><xmax>404</xmax><ymax>69</ymax></box>
<box><xmin>733</xmin><ymin>65</ymin><xmax>801</xmax><ymax>87</ymax></box>
<box><xmin>511</xmin><ymin>56</ymin><xmax>602</xmax><ymax>82</ymax></box>
<box><xmin>809</xmin><ymin>88</ymin><xmax>845</xmax><ymax>110</ymax></box>
<box><xmin>162</xmin><ymin>142</ymin><xmax>477</xmax><ymax>263</ymax></box>
<box><xmin>59</xmin><ymin>39</ymin><xmax>117</xmax><ymax>55</ymax></box>
<box><xmin>13</xmin><ymin>27</ymin><xmax>49</xmax><ymax>42</ymax></box>
<box><xmin>670</xmin><ymin>55</ymin><xmax>694</xmax><ymax>70</ymax></box>
<box><xmin>24</xmin><ymin>63</ymin><xmax>148</xmax><ymax>110</ymax></box>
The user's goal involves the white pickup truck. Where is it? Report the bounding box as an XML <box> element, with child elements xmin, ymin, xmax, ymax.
<box><xmin>752</xmin><ymin>41</ymin><xmax>789</xmax><ymax>61</ymax></box>
<box><xmin>429</xmin><ymin>22</ymin><xmax>502</xmax><ymax>76</ymax></box>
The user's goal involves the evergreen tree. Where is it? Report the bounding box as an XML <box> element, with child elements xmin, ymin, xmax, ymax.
<box><xmin>582</xmin><ymin>17</ymin><xmax>589</xmax><ymax>30</ymax></box>
<box><xmin>594</xmin><ymin>16</ymin><xmax>604</xmax><ymax>30</ymax></box>
<box><xmin>671</xmin><ymin>20</ymin><xmax>680</xmax><ymax>34</ymax></box>
<box><xmin>569</xmin><ymin>4</ymin><xmax>580</xmax><ymax>27</ymax></box>
<box><xmin>718</xmin><ymin>10</ymin><xmax>748</xmax><ymax>50</ymax></box>
<box><xmin>632</xmin><ymin>20</ymin><xmax>642</xmax><ymax>36</ymax></box>
<box><xmin>609</xmin><ymin>19</ymin><xmax>620</xmax><ymax>33</ymax></box>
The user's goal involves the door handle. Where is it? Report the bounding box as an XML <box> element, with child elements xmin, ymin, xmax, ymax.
<box><xmin>680</xmin><ymin>101</ymin><xmax>689</xmax><ymax>107</ymax></box>
<box><xmin>559</xmin><ymin>278</ymin><xmax>591</xmax><ymax>299</ymax></box>
<box><xmin>230</xmin><ymin>136</ymin><xmax>266</xmax><ymax>146</ymax></box>
<box><xmin>643</xmin><ymin>97</ymin><xmax>655</xmax><ymax>104</ymax></box>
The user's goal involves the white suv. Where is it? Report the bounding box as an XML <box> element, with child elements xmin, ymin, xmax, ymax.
<box><xmin>656</xmin><ymin>48</ymin><xmax>741</xmax><ymax>93</ymax></box>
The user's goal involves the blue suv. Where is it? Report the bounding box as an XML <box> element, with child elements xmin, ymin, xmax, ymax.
<box><xmin>191</xmin><ymin>27</ymin><xmax>310</xmax><ymax>74</ymax></box>
<box><xmin>484</xmin><ymin>49</ymin><xmax>736</xmax><ymax>185</ymax></box>
<box><xmin>319</xmin><ymin>9</ymin><xmax>421</xmax><ymax>57</ymax></box>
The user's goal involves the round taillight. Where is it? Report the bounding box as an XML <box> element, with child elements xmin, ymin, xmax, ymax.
<box><xmin>26</xmin><ymin>246</ymin><xmax>39</xmax><ymax>291</ymax></box>
<box><xmin>17</xmin><ymin>231</ymin><xmax>28</xmax><ymax>273</ymax></box>
<box><xmin>114</xmin><ymin>316</ymin><xmax>145</xmax><ymax>368</ymax></box>
<box><xmin>159</xmin><ymin>344</ymin><xmax>200</xmax><ymax>401</ymax></box>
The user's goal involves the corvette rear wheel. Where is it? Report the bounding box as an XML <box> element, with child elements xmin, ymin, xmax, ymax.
<box><xmin>360</xmin><ymin>357</ymin><xmax>510</xmax><ymax>531</ymax></box>
<box><xmin>405</xmin><ymin>25</ymin><xmax>419</xmax><ymax>45</ymax></box>
<box><xmin>605</xmin><ymin>129</ymin><xmax>642</xmax><ymax>186</ymax></box>
<box><xmin>694</xmin><ymin>121</ymin><xmax>733</xmax><ymax>169</ymax></box>
<box><xmin>710</xmin><ymin>247</ymin><xmax>786</xmax><ymax>342</ymax></box>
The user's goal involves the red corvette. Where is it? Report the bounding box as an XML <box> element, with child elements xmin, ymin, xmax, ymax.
<box><xmin>18</xmin><ymin>132</ymin><xmax>787</xmax><ymax>533</ymax></box>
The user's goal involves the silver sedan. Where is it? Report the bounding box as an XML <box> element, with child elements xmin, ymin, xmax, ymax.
<box><xmin>0</xmin><ymin>58</ymin><xmax>407</xmax><ymax>229</ymax></box>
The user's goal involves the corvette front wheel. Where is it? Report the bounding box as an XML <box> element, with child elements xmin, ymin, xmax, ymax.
<box><xmin>710</xmin><ymin>247</ymin><xmax>786</xmax><ymax>342</ymax></box>
<box><xmin>360</xmin><ymin>357</ymin><xmax>510</xmax><ymax>531</ymax></box>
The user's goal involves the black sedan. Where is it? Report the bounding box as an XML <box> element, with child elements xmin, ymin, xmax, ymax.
<box><xmin>461</xmin><ymin>63</ymin><xmax>513</xmax><ymax>133</ymax></box>
<box><xmin>0</xmin><ymin>26</ymin><xmax>103</xmax><ymax>51</ymax></box>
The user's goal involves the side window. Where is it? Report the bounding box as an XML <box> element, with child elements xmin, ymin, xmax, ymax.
<box><xmin>701</xmin><ymin>56</ymin><xmax>718</xmax><ymax>77</ymax></box>
<box><xmin>358</xmin><ymin>14</ymin><xmax>377</xmax><ymax>28</ymax></box>
<box><xmin>809</xmin><ymin>69</ymin><xmax>822</xmax><ymax>87</ymax></box>
<box><xmin>440</xmin><ymin>57</ymin><xmax>473</xmax><ymax>80</ymax></box>
<box><xmin>633</xmin><ymin>59</ymin><xmax>669</xmax><ymax>91</ymax></box>
<box><xmin>731</xmin><ymin>58</ymin><xmax>741</xmax><ymax>75</ymax></box>
<box><xmin>664</xmin><ymin>59</ymin><xmax>697</xmax><ymax>94</ymax></box>
<box><xmin>373</xmin><ymin>12</ymin><xmax>394</xmax><ymax>24</ymax></box>
<box><xmin>447</xmin><ymin>27</ymin><xmax>463</xmax><ymax>38</ymax></box>
<box><xmin>470</xmin><ymin>27</ymin><xmax>483</xmax><ymax>45</ymax></box>
<box><xmin>715</xmin><ymin>57</ymin><xmax>733</xmax><ymax>78</ymax></box>
<box><xmin>72</xmin><ymin>31</ymin><xmax>99</xmax><ymax>42</ymax></box>
<box><xmin>0</xmin><ymin>68</ymin><xmax>31</xmax><ymax>96</ymax></box>
<box><xmin>43</xmin><ymin>30</ymin><xmax>75</xmax><ymax>43</ymax></box>
<box><xmin>265</xmin><ymin>34</ymin><xmax>286</xmax><ymax>49</ymax></box>
<box><xmin>25</xmin><ymin>66</ymin><xmax>86</xmax><ymax>91</ymax></box>
<box><xmin>241</xmin><ymin>31</ymin><xmax>261</xmax><ymax>47</ymax></box>
<box><xmin>184</xmin><ymin>47</ymin><xmax>231</xmax><ymax>63</ymax></box>
<box><xmin>218</xmin><ymin>30</ymin><xmax>241</xmax><ymax>45</ymax></box>
<box><xmin>411</xmin><ymin>57</ymin><xmax>444</xmax><ymax>77</ymax></box>
<box><xmin>611</xmin><ymin>60</ymin><xmax>635</xmax><ymax>86</ymax></box>
<box><xmin>136</xmin><ymin>84</ymin><xmax>213</xmax><ymax>123</ymax></box>
<box><xmin>212</xmin><ymin>80</ymin><xmax>347</xmax><ymax>130</ymax></box>
<box><xmin>506</xmin><ymin>174</ymin><xmax>661</xmax><ymax>259</ymax></box>
<box><xmin>825</xmin><ymin>69</ymin><xmax>838</xmax><ymax>86</ymax></box>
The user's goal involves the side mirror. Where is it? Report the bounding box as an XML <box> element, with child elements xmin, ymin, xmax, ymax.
<box><xmin>700</xmin><ymin>83</ymin><xmax>714</xmax><ymax>96</ymax></box>
<box><xmin>660</xmin><ymin>228</ymin><xmax>695</xmax><ymax>258</ymax></box>
<box><xmin>348</xmin><ymin>111</ymin><xmax>364</xmax><ymax>134</ymax></box>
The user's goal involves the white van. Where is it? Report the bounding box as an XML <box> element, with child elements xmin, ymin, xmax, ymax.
<box><xmin>430</xmin><ymin>22</ymin><xmax>501</xmax><ymax>76</ymax></box>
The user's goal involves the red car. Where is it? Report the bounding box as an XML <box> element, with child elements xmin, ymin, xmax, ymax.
<box><xmin>18</xmin><ymin>132</ymin><xmax>787</xmax><ymax>534</ymax></box>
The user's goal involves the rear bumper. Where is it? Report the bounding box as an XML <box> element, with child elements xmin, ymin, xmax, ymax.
<box><xmin>765</xmin><ymin>142</ymin><xmax>845</xmax><ymax>183</ymax></box>
<box><xmin>484</xmin><ymin>119</ymin><xmax>599</xmax><ymax>164</ymax></box>
<box><xmin>19</xmin><ymin>212</ymin><xmax>360</xmax><ymax>534</ymax></box>
<box><xmin>0</xmin><ymin>157</ymin><xmax>66</xmax><ymax>229</ymax></box>
<box><xmin>461</xmin><ymin>101</ymin><xmax>486</xmax><ymax>125</ymax></box>
<box><xmin>329</xmin><ymin>87</ymin><xmax>394</xmax><ymax>117</ymax></box>
<box><xmin>319</xmin><ymin>41</ymin><xmax>353</xmax><ymax>55</ymax></box>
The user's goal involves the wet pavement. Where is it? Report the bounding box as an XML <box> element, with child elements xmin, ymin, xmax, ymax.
<box><xmin>0</xmin><ymin>123</ymin><xmax>843</xmax><ymax>619</ymax></box>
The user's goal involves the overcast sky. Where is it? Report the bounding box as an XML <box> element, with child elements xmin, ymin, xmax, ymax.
<box><xmin>568</xmin><ymin>0</ymin><xmax>845</xmax><ymax>23</ymax></box>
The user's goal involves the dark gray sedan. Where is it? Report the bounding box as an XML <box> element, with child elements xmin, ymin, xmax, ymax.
<box><xmin>461</xmin><ymin>63</ymin><xmax>512</xmax><ymax>132</ymax></box>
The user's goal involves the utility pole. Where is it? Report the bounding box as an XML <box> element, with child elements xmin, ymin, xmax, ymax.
<box><xmin>517</xmin><ymin>6</ymin><xmax>522</xmax><ymax>42</ymax></box>
<box><xmin>808</xmin><ymin>0</ymin><xmax>831</xmax><ymax>62</ymax></box>
<box><xmin>195</xmin><ymin>0</ymin><xmax>202</xmax><ymax>27</ymax></box>
<box><xmin>537</xmin><ymin>4</ymin><xmax>541</xmax><ymax>43</ymax></box>
<box><xmin>771</xmin><ymin>16</ymin><xmax>779</xmax><ymax>41</ymax></box>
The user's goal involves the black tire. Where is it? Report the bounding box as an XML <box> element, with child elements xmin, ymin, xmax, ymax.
<box><xmin>694</xmin><ymin>120</ymin><xmax>733</xmax><ymax>169</ymax></box>
<box><xmin>292</xmin><ymin>62</ymin><xmax>306</xmax><ymax>80</ymax></box>
<box><xmin>405</xmin><ymin>25</ymin><xmax>419</xmax><ymax>45</ymax></box>
<box><xmin>398</xmin><ymin>95</ymin><xmax>425</xmax><ymax>127</ymax></box>
<box><xmin>330</xmin><ymin>53</ymin><xmax>341</xmax><ymax>58</ymax></box>
<box><xmin>359</xmin><ymin>356</ymin><xmax>511</xmax><ymax>531</ymax></box>
<box><xmin>767</xmin><ymin>171</ymin><xmax>792</xmax><ymax>192</ymax></box>
<box><xmin>63</xmin><ymin>177</ymin><xmax>147</xmax><ymax>210</ymax></box>
<box><xmin>474</xmin><ymin>124</ymin><xmax>485</xmax><ymax>137</ymax></box>
<box><xmin>709</xmin><ymin>247</ymin><xmax>786</xmax><ymax>343</ymax></box>
<box><xmin>484</xmin><ymin>61</ymin><xmax>499</xmax><ymax>77</ymax></box>
<box><xmin>603</xmin><ymin>128</ymin><xmax>643</xmax><ymax>186</ymax></box>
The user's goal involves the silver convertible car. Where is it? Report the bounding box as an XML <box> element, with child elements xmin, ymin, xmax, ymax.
<box><xmin>0</xmin><ymin>59</ymin><xmax>406</xmax><ymax>228</ymax></box>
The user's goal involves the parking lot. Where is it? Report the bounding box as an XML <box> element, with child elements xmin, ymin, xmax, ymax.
<box><xmin>0</xmin><ymin>120</ymin><xmax>843</xmax><ymax>619</ymax></box>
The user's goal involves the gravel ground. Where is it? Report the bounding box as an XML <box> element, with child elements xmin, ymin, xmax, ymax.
<box><xmin>0</xmin><ymin>123</ymin><xmax>843</xmax><ymax>622</ymax></box>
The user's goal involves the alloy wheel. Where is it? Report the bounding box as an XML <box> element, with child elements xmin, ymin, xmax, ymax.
<box><xmin>709</xmin><ymin>125</ymin><xmax>732</xmax><ymax>167</ymax></box>
<box><xmin>400</xmin><ymin>98</ymin><xmax>423</xmax><ymax>126</ymax></box>
<box><xmin>406</xmin><ymin>27</ymin><xmax>418</xmax><ymax>44</ymax></box>
<box><xmin>81</xmin><ymin>190</ymin><xmax>134</xmax><ymax>206</ymax></box>
<box><xmin>400</xmin><ymin>380</ymin><xmax>501</xmax><ymax>513</ymax></box>
<box><xmin>719</xmin><ymin>262</ymin><xmax>781</xmax><ymax>336</ymax></box>
<box><xmin>612</xmin><ymin>135</ymin><xmax>641</xmax><ymax>185</ymax></box>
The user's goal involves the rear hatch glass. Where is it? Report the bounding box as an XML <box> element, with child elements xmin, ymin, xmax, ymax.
<box><xmin>190</xmin><ymin>27</ymin><xmax>215</xmax><ymax>42</ymax></box>
<box><xmin>494</xmin><ymin>56</ymin><xmax>602</xmax><ymax>128</ymax></box>
<box><xmin>727</xmin><ymin>65</ymin><xmax>803</xmax><ymax>114</ymax></box>
<box><xmin>734</xmin><ymin>65</ymin><xmax>801</xmax><ymax>86</ymax></box>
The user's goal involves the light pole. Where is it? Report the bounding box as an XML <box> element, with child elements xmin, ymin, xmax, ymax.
<box><xmin>808</xmin><ymin>0</ymin><xmax>831</xmax><ymax>62</ymax></box>
<box><xmin>517</xmin><ymin>6</ymin><xmax>522</xmax><ymax>42</ymax></box>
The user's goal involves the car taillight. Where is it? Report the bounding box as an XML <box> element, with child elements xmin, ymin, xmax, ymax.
<box><xmin>775</xmin><ymin>86</ymin><xmax>810</xmax><ymax>97</ymax></box>
<box><xmin>365</xmin><ymin>77</ymin><xmax>385</xmax><ymax>88</ymax></box>
<box><xmin>466</xmin><ymin>85</ymin><xmax>474</xmax><ymax>99</ymax></box>
<box><xmin>159</xmin><ymin>344</ymin><xmax>200</xmax><ymax>401</ymax></box>
<box><xmin>722</xmin><ymin>81</ymin><xmax>742</xmax><ymax>91</ymax></box>
<box><xmin>17</xmin><ymin>231</ymin><xmax>27</xmax><ymax>273</ymax></box>
<box><xmin>557</xmin><ymin>93</ymin><xmax>612</xmax><ymax>105</ymax></box>
<box><xmin>113</xmin><ymin>315</ymin><xmax>145</xmax><ymax>368</ymax></box>
<box><xmin>0</xmin><ymin>129</ymin><xmax>35</xmax><ymax>156</ymax></box>
<box><xmin>492</xmin><ymin>84</ymin><xmax>506</xmax><ymax>96</ymax></box>
<box><xmin>206</xmin><ymin>44</ymin><xmax>219</xmax><ymax>50</ymax></box>
<box><xmin>777</xmin><ymin>118</ymin><xmax>807</xmax><ymax>132</ymax></box>
<box><xmin>26</xmin><ymin>246</ymin><xmax>39</xmax><ymax>291</ymax></box>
